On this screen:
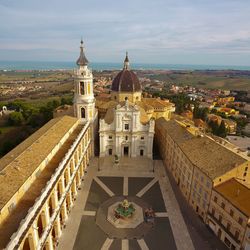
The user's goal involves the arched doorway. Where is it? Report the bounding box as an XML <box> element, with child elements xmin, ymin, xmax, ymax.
<box><xmin>51</xmin><ymin>226</ymin><xmax>57</xmax><ymax>246</ymax></box>
<box><xmin>37</xmin><ymin>214</ymin><xmax>43</xmax><ymax>238</ymax></box>
<box><xmin>81</xmin><ymin>107</ymin><xmax>85</xmax><ymax>118</ymax></box>
<box><xmin>22</xmin><ymin>237</ymin><xmax>31</xmax><ymax>250</ymax></box>
<box><xmin>48</xmin><ymin>198</ymin><xmax>53</xmax><ymax>217</ymax></box>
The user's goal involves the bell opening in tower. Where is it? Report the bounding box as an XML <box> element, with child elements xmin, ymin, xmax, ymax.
<box><xmin>80</xmin><ymin>82</ymin><xmax>85</xmax><ymax>95</ymax></box>
<box><xmin>81</xmin><ymin>107</ymin><xmax>85</xmax><ymax>118</ymax></box>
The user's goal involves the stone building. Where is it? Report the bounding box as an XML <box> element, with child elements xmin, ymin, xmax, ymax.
<box><xmin>0</xmin><ymin>116</ymin><xmax>93</xmax><ymax>249</ymax></box>
<box><xmin>207</xmin><ymin>178</ymin><xmax>250</xmax><ymax>250</ymax></box>
<box><xmin>155</xmin><ymin>117</ymin><xmax>250</xmax><ymax>222</ymax></box>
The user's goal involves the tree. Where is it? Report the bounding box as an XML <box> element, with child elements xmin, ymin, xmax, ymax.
<box><xmin>1</xmin><ymin>141</ymin><xmax>15</xmax><ymax>155</ymax></box>
<box><xmin>208</xmin><ymin>120</ymin><xmax>219</xmax><ymax>135</ymax></box>
<box><xmin>8</xmin><ymin>112</ymin><xmax>24</xmax><ymax>126</ymax></box>
<box><xmin>28</xmin><ymin>112</ymin><xmax>45</xmax><ymax>128</ymax></box>
<box><xmin>61</xmin><ymin>96</ymin><xmax>73</xmax><ymax>105</ymax></box>
<box><xmin>217</xmin><ymin>121</ymin><xmax>227</xmax><ymax>138</ymax></box>
<box><xmin>193</xmin><ymin>107</ymin><xmax>209</xmax><ymax>120</ymax></box>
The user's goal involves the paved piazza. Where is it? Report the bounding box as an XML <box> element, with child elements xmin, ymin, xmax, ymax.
<box><xmin>57</xmin><ymin>157</ymin><xmax>194</xmax><ymax>250</ymax></box>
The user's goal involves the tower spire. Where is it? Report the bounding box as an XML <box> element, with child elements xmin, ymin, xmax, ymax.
<box><xmin>123</xmin><ymin>51</ymin><xmax>129</xmax><ymax>70</ymax></box>
<box><xmin>76</xmin><ymin>39</ymin><xmax>89</xmax><ymax>66</ymax></box>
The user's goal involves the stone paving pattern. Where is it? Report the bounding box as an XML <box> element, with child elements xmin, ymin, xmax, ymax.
<box><xmin>57</xmin><ymin>157</ymin><xmax>223</xmax><ymax>250</ymax></box>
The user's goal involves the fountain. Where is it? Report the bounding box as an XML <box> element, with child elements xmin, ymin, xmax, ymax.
<box><xmin>115</xmin><ymin>199</ymin><xmax>135</xmax><ymax>219</ymax></box>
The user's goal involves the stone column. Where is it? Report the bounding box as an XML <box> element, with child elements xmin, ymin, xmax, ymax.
<box><xmin>45</xmin><ymin>233</ymin><xmax>54</xmax><ymax>250</ymax></box>
<box><xmin>61</xmin><ymin>200</ymin><xmax>68</xmax><ymax>223</ymax></box>
<box><xmin>29</xmin><ymin>225</ymin><xmax>39</xmax><ymax>250</ymax></box>
<box><xmin>51</xmin><ymin>190</ymin><xmax>59</xmax><ymax>210</ymax></box>
<box><xmin>76</xmin><ymin>149</ymin><xmax>79</xmax><ymax>165</ymax></box>
<box><xmin>54</xmin><ymin>215</ymin><xmax>62</xmax><ymax>239</ymax></box>
<box><xmin>86</xmin><ymin>148</ymin><xmax>89</xmax><ymax>164</ymax></box>
<box><xmin>116</xmin><ymin>136</ymin><xmax>121</xmax><ymax>157</ymax></box>
<box><xmin>72</xmin><ymin>157</ymin><xmax>76</xmax><ymax>170</ymax></box>
<box><xmin>131</xmin><ymin>135</ymin><xmax>137</xmax><ymax>157</ymax></box>
<box><xmin>59</xmin><ymin>177</ymin><xmax>66</xmax><ymax>199</ymax></box>
<box><xmin>85</xmin><ymin>155</ymin><xmax>88</xmax><ymax>170</ymax></box>
<box><xmin>72</xmin><ymin>178</ymin><xmax>77</xmax><ymax>198</ymax></box>
<box><xmin>80</xmin><ymin>162</ymin><xmax>84</xmax><ymax>179</ymax></box>
<box><xmin>99</xmin><ymin>134</ymin><xmax>104</xmax><ymax>157</ymax></box>
<box><xmin>66</xmin><ymin>190</ymin><xmax>73</xmax><ymax>210</ymax></box>
<box><xmin>65</xmin><ymin>167</ymin><xmax>71</xmax><ymax>186</ymax></box>
<box><xmin>85</xmin><ymin>133</ymin><xmax>88</xmax><ymax>146</ymax></box>
<box><xmin>80</xmin><ymin>140</ymin><xmax>83</xmax><ymax>154</ymax></box>
<box><xmin>42</xmin><ymin>203</ymin><xmax>50</xmax><ymax>228</ymax></box>
<box><xmin>76</xmin><ymin>170</ymin><xmax>81</xmax><ymax>188</ymax></box>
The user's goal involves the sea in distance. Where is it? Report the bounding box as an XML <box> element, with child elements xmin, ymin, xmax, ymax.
<box><xmin>0</xmin><ymin>61</ymin><xmax>250</xmax><ymax>71</ymax></box>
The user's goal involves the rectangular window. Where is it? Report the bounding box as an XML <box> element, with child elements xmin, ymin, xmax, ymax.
<box><xmin>141</xmin><ymin>136</ymin><xmax>144</xmax><ymax>140</ymax></box>
<box><xmin>235</xmin><ymin>231</ymin><xmax>239</xmax><ymax>240</ymax></box>
<box><xmin>214</xmin><ymin>196</ymin><xmax>218</xmax><ymax>203</ymax></box>
<box><xmin>224</xmin><ymin>237</ymin><xmax>231</xmax><ymax>247</ymax></box>
<box><xmin>230</xmin><ymin>209</ymin><xmax>234</xmax><ymax>217</ymax></box>
<box><xmin>221</xmin><ymin>202</ymin><xmax>225</xmax><ymax>209</ymax></box>
<box><xmin>212</xmin><ymin>208</ymin><xmax>215</xmax><ymax>215</ymax></box>
<box><xmin>238</xmin><ymin>217</ymin><xmax>243</xmax><ymax>225</ymax></box>
<box><xmin>219</xmin><ymin>215</ymin><xmax>222</xmax><ymax>222</ymax></box>
<box><xmin>108</xmin><ymin>135</ymin><xmax>112</xmax><ymax>140</ymax></box>
<box><xmin>124</xmin><ymin>124</ymin><xmax>129</xmax><ymax>130</ymax></box>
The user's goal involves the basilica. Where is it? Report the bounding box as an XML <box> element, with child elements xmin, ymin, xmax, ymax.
<box><xmin>73</xmin><ymin>41</ymin><xmax>175</xmax><ymax>158</ymax></box>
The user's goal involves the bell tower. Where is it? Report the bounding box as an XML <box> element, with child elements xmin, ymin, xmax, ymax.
<box><xmin>74</xmin><ymin>40</ymin><xmax>96</xmax><ymax>122</ymax></box>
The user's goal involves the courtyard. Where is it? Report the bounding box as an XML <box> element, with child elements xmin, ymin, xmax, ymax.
<box><xmin>57</xmin><ymin>157</ymin><xmax>194</xmax><ymax>250</ymax></box>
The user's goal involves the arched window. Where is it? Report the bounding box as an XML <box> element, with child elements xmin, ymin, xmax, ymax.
<box><xmin>37</xmin><ymin>214</ymin><xmax>43</xmax><ymax>238</ymax></box>
<box><xmin>22</xmin><ymin>237</ymin><xmax>31</xmax><ymax>250</ymax></box>
<box><xmin>80</xmin><ymin>82</ymin><xmax>85</xmax><ymax>95</ymax></box>
<box><xmin>81</xmin><ymin>108</ymin><xmax>85</xmax><ymax>118</ymax></box>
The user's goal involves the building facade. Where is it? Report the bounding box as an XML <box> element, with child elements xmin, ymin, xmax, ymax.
<box><xmin>99</xmin><ymin>100</ymin><xmax>154</xmax><ymax>158</ymax></box>
<box><xmin>207</xmin><ymin>178</ymin><xmax>250</xmax><ymax>250</ymax></box>
<box><xmin>155</xmin><ymin>117</ymin><xmax>250</xmax><ymax>222</ymax></box>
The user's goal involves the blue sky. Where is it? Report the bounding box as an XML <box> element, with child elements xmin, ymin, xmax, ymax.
<box><xmin>0</xmin><ymin>0</ymin><xmax>250</xmax><ymax>65</ymax></box>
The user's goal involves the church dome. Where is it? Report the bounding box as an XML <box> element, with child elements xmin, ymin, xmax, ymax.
<box><xmin>111</xmin><ymin>53</ymin><xmax>141</xmax><ymax>92</ymax></box>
